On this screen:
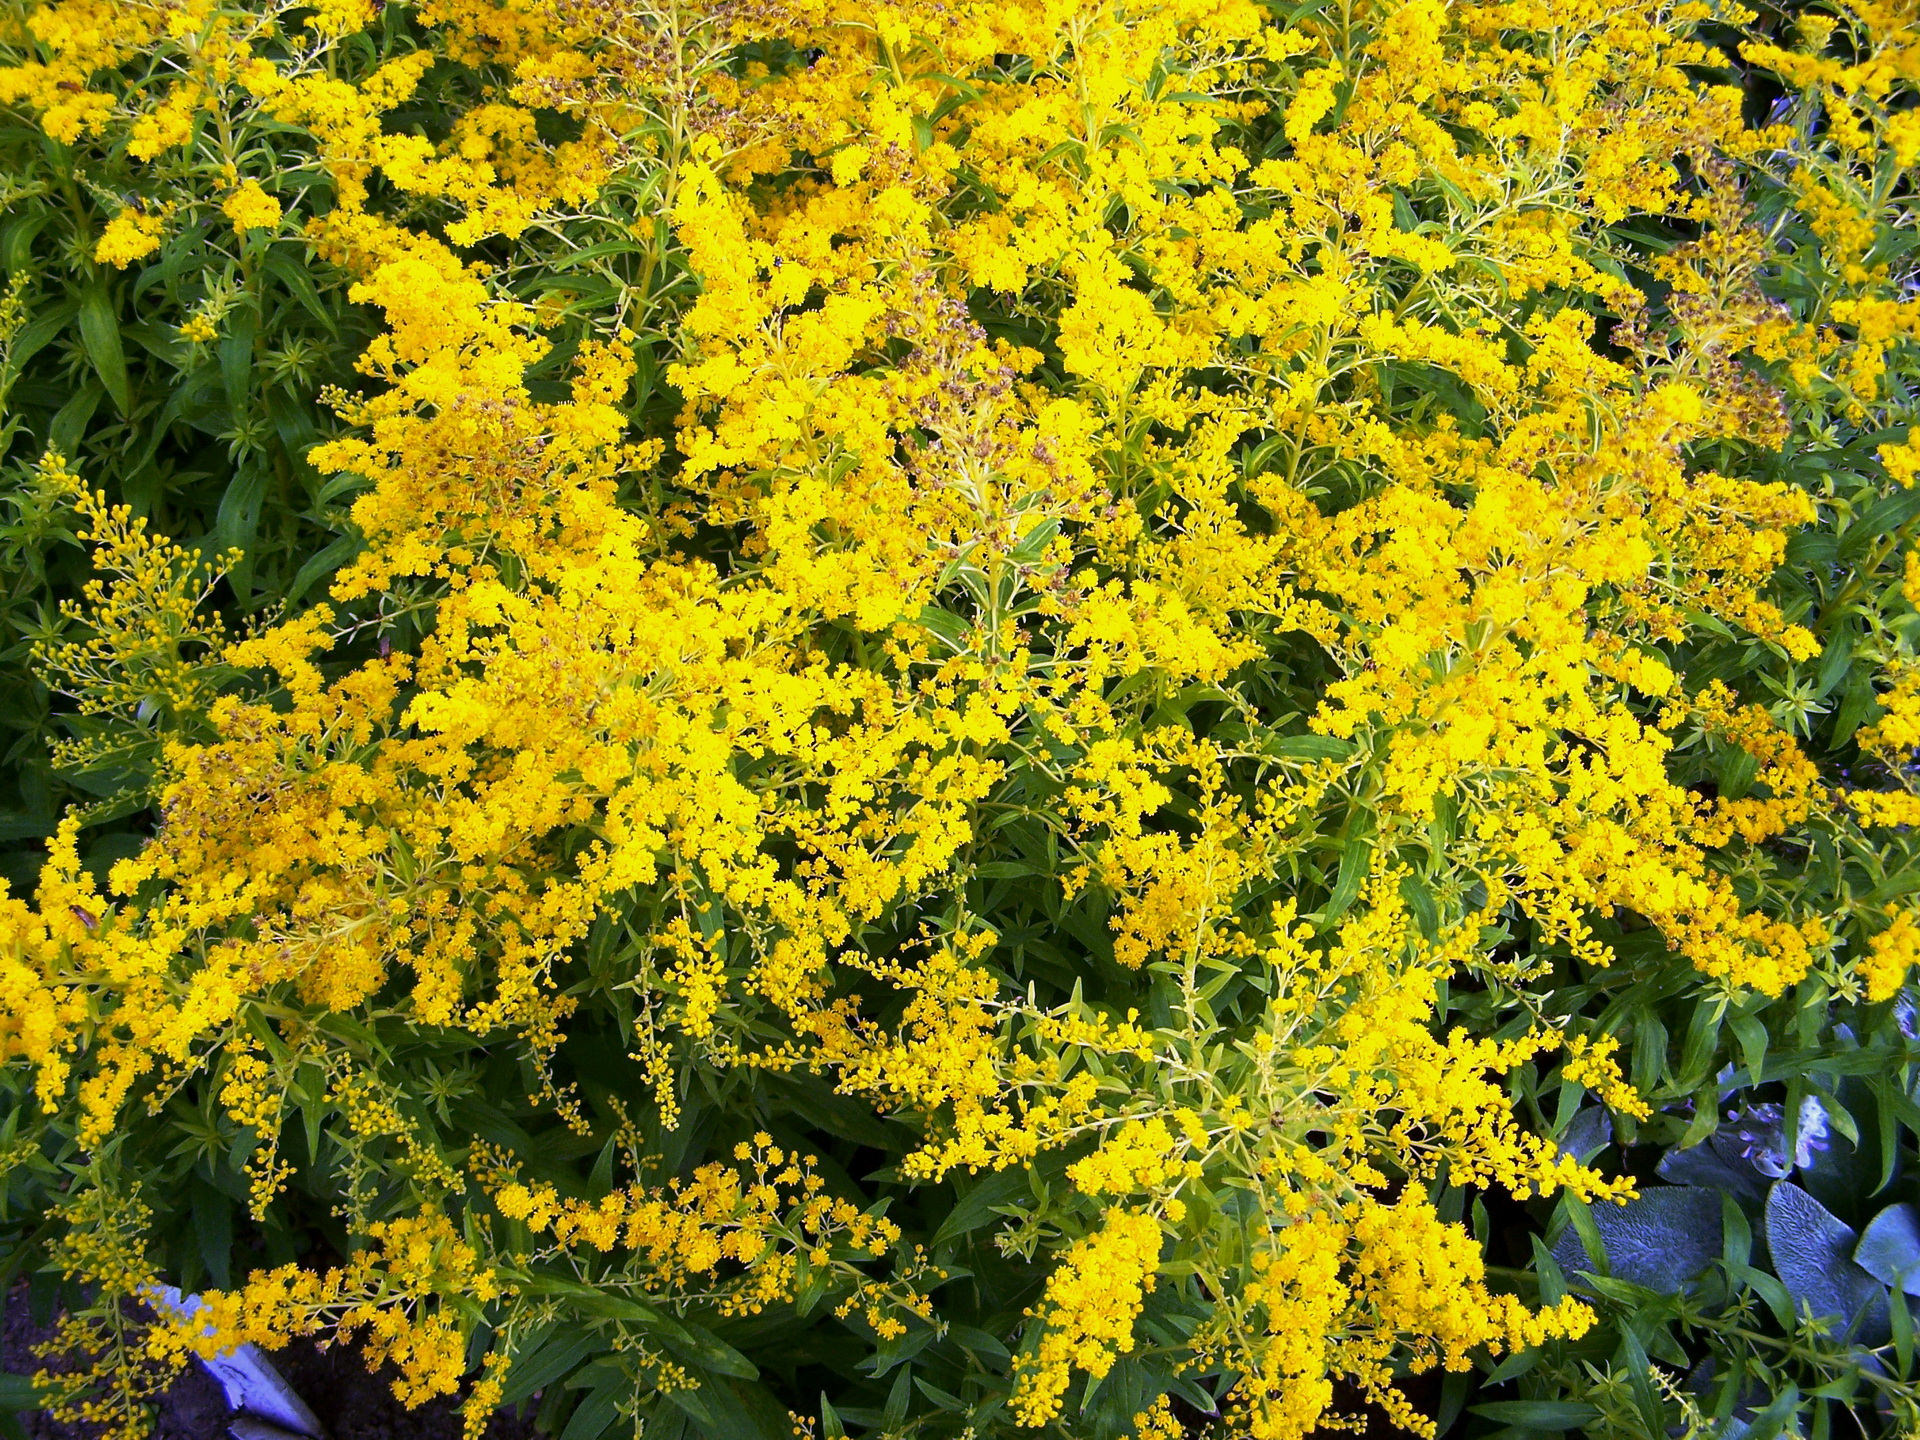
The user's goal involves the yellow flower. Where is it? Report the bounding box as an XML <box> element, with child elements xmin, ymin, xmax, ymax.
<box><xmin>94</xmin><ymin>209</ymin><xmax>165</xmax><ymax>268</ymax></box>
<box><xmin>222</xmin><ymin>180</ymin><xmax>283</xmax><ymax>236</ymax></box>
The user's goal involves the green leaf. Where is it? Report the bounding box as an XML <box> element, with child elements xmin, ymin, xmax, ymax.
<box><xmin>1729</xmin><ymin>1010</ymin><xmax>1769</xmax><ymax>1085</ymax></box>
<box><xmin>558</xmin><ymin>1373</ymin><xmax>625</xmax><ymax>1440</ymax></box>
<box><xmin>499</xmin><ymin>1326</ymin><xmax>602</xmax><ymax>1406</ymax></box>
<box><xmin>285</xmin><ymin>534</ymin><xmax>362</xmax><ymax>605</ymax></box>
<box><xmin>1617</xmin><ymin>1326</ymin><xmax>1663</xmax><ymax>1433</ymax></box>
<box><xmin>883</xmin><ymin>1367</ymin><xmax>912</xmax><ymax>1430</ymax></box>
<box><xmin>662</xmin><ymin>1377</ymin><xmax>793</xmax><ymax>1440</ymax></box>
<box><xmin>220</xmin><ymin>306</ymin><xmax>257</xmax><ymax>415</ymax></box>
<box><xmin>77</xmin><ymin>283</ymin><xmax>132</xmax><ymax>415</ymax></box>
<box><xmin>7</xmin><ymin>297</ymin><xmax>77</xmax><ymax>373</ymax></box>
<box><xmin>1741</xmin><ymin>1384</ymin><xmax>1802</xmax><ymax>1440</ymax></box>
<box><xmin>1263</xmin><ymin>732</ymin><xmax>1354</xmax><ymax>762</ymax></box>
<box><xmin>191</xmin><ymin>1182</ymin><xmax>233</xmax><ymax>1290</ymax></box>
<box><xmin>48</xmin><ymin>383</ymin><xmax>104</xmax><ymax>459</ymax></box>
<box><xmin>514</xmin><ymin>1277</ymin><xmax>759</xmax><ymax>1379</ymax></box>
<box><xmin>914</xmin><ymin>604</ymin><xmax>970</xmax><ymax>651</ymax></box>
<box><xmin>1831</xmin><ymin>672</ymin><xmax>1876</xmax><ymax>746</ymax></box>
<box><xmin>1714</xmin><ymin>743</ymin><xmax>1759</xmax><ymax>802</ymax></box>
<box><xmin>1397</xmin><ymin>873</ymin><xmax>1439</xmax><ymax>938</ymax></box>
<box><xmin>1467</xmin><ymin>1400</ymin><xmax>1602</xmax><ymax>1429</ymax></box>
<box><xmin>1320</xmin><ymin>827</ymin><xmax>1373</xmax><ymax>922</ymax></box>
<box><xmin>934</xmin><ymin>1168</ymin><xmax>1030</xmax><ymax>1248</ymax></box>
<box><xmin>215</xmin><ymin>466</ymin><xmax>269</xmax><ymax>569</ymax></box>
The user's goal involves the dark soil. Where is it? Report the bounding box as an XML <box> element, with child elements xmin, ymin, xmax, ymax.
<box><xmin>3</xmin><ymin>1284</ymin><xmax>228</xmax><ymax>1440</ymax></box>
<box><xmin>267</xmin><ymin>1341</ymin><xmax>540</xmax><ymax>1440</ymax></box>
<box><xmin>3</xmin><ymin>1286</ymin><xmax>542</xmax><ymax>1440</ymax></box>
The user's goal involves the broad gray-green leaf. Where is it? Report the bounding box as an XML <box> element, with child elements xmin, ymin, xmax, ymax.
<box><xmin>1765</xmin><ymin>1181</ymin><xmax>1889</xmax><ymax>1341</ymax></box>
<box><xmin>1549</xmin><ymin>1185</ymin><xmax>1721</xmax><ymax>1292</ymax></box>
<box><xmin>1558</xmin><ymin>1105</ymin><xmax>1613</xmax><ymax>1165</ymax></box>
<box><xmin>1855</xmin><ymin>1202</ymin><xmax>1920</xmax><ymax>1297</ymax></box>
<box><xmin>1656</xmin><ymin>1133</ymin><xmax>1769</xmax><ymax>1205</ymax></box>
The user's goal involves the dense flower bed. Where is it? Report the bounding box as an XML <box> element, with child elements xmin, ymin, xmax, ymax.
<box><xmin>1</xmin><ymin>0</ymin><xmax>1918</xmax><ymax>1435</ymax></box>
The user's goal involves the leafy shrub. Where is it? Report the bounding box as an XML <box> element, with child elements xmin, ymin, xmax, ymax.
<box><xmin>0</xmin><ymin>0</ymin><xmax>1918</xmax><ymax>1437</ymax></box>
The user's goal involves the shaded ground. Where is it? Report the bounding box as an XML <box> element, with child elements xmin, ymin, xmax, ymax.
<box><xmin>270</xmin><ymin>1343</ymin><xmax>539</xmax><ymax>1440</ymax></box>
<box><xmin>3</xmin><ymin>1287</ymin><xmax>540</xmax><ymax>1440</ymax></box>
<box><xmin>3</xmin><ymin>1285</ymin><xmax>226</xmax><ymax>1440</ymax></box>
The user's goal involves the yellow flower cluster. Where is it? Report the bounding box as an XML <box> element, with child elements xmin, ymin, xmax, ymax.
<box><xmin>220</xmin><ymin>180</ymin><xmax>282</xmax><ymax>236</ymax></box>
<box><xmin>1010</xmin><ymin>1207</ymin><xmax>1164</xmax><ymax>1426</ymax></box>
<box><xmin>152</xmin><ymin>1211</ymin><xmax>500</xmax><ymax>1410</ymax></box>
<box><xmin>489</xmin><ymin>1136</ymin><xmax>904</xmax><ymax>1308</ymax></box>
<box><xmin>3</xmin><ymin>0</ymin><xmax>1919</xmax><ymax>1432</ymax></box>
